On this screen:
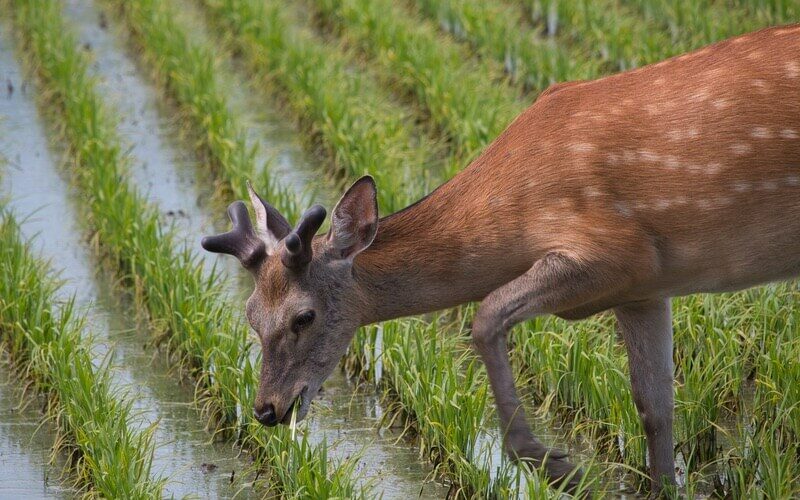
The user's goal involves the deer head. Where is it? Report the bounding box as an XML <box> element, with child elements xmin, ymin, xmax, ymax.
<box><xmin>202</xmin><ymin>177</ymin><xmax>378</xmax><ymax>426</ymax></box>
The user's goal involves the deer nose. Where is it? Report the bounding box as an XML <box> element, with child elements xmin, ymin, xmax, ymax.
<box><xmin>254</xmin><ymin>403</ymin><xmax>278</xmax><ymax>427</ymax></box>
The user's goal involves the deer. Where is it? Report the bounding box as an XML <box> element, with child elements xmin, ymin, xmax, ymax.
<box><xmin>202</xmin><ymin>24</ymin><xmax>800</xmax><ymax>496</ymax></box>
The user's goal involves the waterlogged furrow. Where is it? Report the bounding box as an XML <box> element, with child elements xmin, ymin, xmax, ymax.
<box><xmin>521</xmin><ymin>0</ymin><xmax>673</xmax><ymax>71</ymax></box>
<box><xmin>0</xmin><ymin>212</ymin><xmax>163</xmax><ymax>498</ymax></box>
<box><xmin>414</xmin><ymin>0</ymin><xmax>595</xmax><ymax>91</ymax></box>
<box><xmin>102</xmin><ymin>0</ymin><xmax>298</xmax><ymax>222</ymax></box>
<box><xmin>313</xmin><ymin>0</ymin><xmax>523</xmax><ymax>162</ymax></box>
<box><xmin>12</xmin><ymin>1</ymin><xmax>367</xmax><ymax>497</ymax></box>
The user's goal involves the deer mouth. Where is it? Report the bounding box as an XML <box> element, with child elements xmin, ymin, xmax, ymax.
<box><xmin>280</xmin><ymin>385</ymin><xmax>309</xmax><ymax>424</ymax></box>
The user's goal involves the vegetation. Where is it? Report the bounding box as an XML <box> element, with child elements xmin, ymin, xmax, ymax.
<box><xmin>10</xmin><ymin>0</ymin><xmax>366</xmax><ymax>496</ymax></box>
<box><xmin>202</xmin><ymin>0</ymin><xmax>440</xmax><ymax>213</ymax></box>
<box><xmin>3</xmin><ymin>0</ymin><xmax>797</xmax><ymax>496</ymax></box>
<box><xmin>312</xmin><ymin>0</ymin><xmax>523</xmax><ymax>161</ymax></box>
<box><xmin>0</xmin><ymin>210</ymin><xmax>163</xmax><ymax>498</ymax></box>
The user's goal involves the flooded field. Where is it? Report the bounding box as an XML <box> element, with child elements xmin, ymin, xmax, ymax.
<box><xmin>2</xmin><ymin>0</ymin><xmax>798</xmax><ymax>498</ymax></box>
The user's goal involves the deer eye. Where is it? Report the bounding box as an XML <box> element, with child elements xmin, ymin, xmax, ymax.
<box><xmin>291</xmin><ymin>310</ymin><xmax>315</xmax><ymax>334</ymax></box>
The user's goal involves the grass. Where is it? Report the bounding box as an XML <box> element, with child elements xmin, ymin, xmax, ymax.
<box><xmin>5</xmin><ymin>0</ymin><xmax>799</xmax><ymax>496</ymax></box>
<box><xmin>11</xmin><ymin>0</ymin><xmax>367</xmax><ymax>496</ymax></box>
<box><xmin>311</xmin><ymin>0</ymin><xmax>524</xmax><ymax>162</ymax></box>
<box><xmin>414</xmin><ymin>0</ymin><xmax>597</xmax><ymax>90</ymax></box>
<box><xmin>521</xmin><ymin>0</ymin><xmax>673</xmax><ymax>71</ymax></box>
<box><xmin>0</xmin><ymin>210</ymin><xmax>163</xmax><ymax>498</ymax></box>
<box><xmin>200</xmin><ymin>0</ymin><xmax>440</xmax><ymax>214</ymax></box>
<box><xmin>104</xmin><ymin>0</ymin><xmax>300</xmax><ymax>221</ymax></box>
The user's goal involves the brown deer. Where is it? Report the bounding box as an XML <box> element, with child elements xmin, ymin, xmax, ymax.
<box><xmin>202</xmin><ymin>24</ymin><xmax>800</xmax><ymax>495</ymax></box>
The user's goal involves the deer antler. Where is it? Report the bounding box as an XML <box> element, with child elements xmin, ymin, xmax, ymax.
<box><xmin>281</xmin><ymin>205</ymin><xmax>327</xmax><ymax>269</ymax></box>
<box><xmin>201</xmin><ymin>201</ymin><xmax>266</xmax><ymax>270</ymax></box>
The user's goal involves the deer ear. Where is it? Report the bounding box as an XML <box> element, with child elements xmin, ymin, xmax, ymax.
<box><xmin>328</xmin><ymin>176</ymin><xmax>378</xmax><ymax>261</ymax></box>
<box><xmin>248</xmin><ymin>180</ymin><xmax>291</xmax><ymax>254</ymax></box>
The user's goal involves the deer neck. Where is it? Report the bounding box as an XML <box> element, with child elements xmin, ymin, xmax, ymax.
<box><xmin>352</xmin><ymin>180</ymin><xmax>530</xmax><ymax>326</ymax></box>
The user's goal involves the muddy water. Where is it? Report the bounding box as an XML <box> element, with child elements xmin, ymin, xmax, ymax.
<box><xmin>0</xmin><ymin>10</ymin><xmax>255</xmax><ymax>499</ymax></box>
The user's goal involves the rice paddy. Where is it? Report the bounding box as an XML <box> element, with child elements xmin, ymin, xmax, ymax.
<box><xmin>0</xmin><ymin>0</ymin><xmax>797</xmax><ymax>498</ymax></box>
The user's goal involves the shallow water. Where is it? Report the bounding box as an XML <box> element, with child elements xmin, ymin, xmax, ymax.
<box><xmin>307</xmin><ymin>370</ymin><xmax>450</xmax><ymax>498</ymax></box>
<box><xmin>0</xmin><ymin>368</ymin><xmax>73</xmax><ymax>499</ymax></box>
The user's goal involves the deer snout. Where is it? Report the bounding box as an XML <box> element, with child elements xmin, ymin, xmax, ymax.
<box><xmin>253</xmin><ymin>402</ymin><xmax>278</xmax><ymax>427</ymax></box>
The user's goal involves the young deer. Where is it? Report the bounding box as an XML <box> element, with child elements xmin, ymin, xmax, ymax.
<box><xmin>202</xmin><ymin>24</ymin><xmax>800</xmax><ymax>494</ymax></box>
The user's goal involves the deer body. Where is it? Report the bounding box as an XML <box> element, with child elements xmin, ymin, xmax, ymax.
<box><xmin>203</xmin><ymin>25</ymin><xmax>800</xmax><ymax>495</ymax></box>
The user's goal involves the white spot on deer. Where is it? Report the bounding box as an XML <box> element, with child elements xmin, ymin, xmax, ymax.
<box><xmin>707</xmin><ymin>162</ymin><xmax>722</xmax><ymax>174</ymax></box>
<box><xmin>780</xmin><ymin>129</ymin><xmax>799</xmax><ymax>139</ymax></box>
<box><xmin>786</xmin><ymin>61</ymin><xmax>800</xmax><ymax>78</ymax></box>
<box><xmin>746</xmin><ymin>50</ymin><xmax>761</xmax><ymax>61</ymax></box>
<box><xmin>732</xmin><ymin>36</ymin><xmax>750</xmax><ymax>44</ymax></box>
<box><xmin>688</xmin><ymin>89</ymin><xmax>710</xmax><ymax>103</ymax></box>
<box><xmin>622</xmin><ymin>98</ymin><xmax>634</xmax><ymax>106</ymax></box>
<box><xmin>571</xmin><ymin>111</ymin><xmax>591</xmax><ymax>118</ymax></box>
<box><xmin>786</xmin><ymin>176</ymin><xmax>800</xmax><ymax>187</ymax></box>
<box><xmin>583</xmin><ymin>186</ymin><xmax>602</xmax><ymax>198</ymax></box>
<box><xmin>623</xmin><ymin>150</ymin><xmax>637</xmax><ymax>164</ymax></box>
<box><xmin>570</xmin><ymin>143</ymin><xmax>596</xmax><ymax>153</ymax></box>
<box><xmin>686</xmin><ymin>163</ymin><xmax>704</xmax><ymax>174</ymax></box>
<box><xmin>640</xmin><ymin>150</ymin><xmax>660</xmax><ymax>162</ymax></box>
<box><xmin>674</xmin><ymin>196</ymin><xmax>688</xmax><ymax>205</ymax></box>
<box><xmin>696</xmin><ymin>199</ymin><xmax>712</xmax><ymax>209</ymax></box>
<box><xmin>711</xmin><ymin>98</ymin><xmax>730</xmax><ymax>110</ymax></box>
<box><xmin>731</xmin><ymin>143</ymin><xmax>753</xmax><ymax>155</ymax></box>
<box><xmin>716</xmin><ymin>197</ymin><xmax>733</xmax><ymax>207</ymax></box>
<box><xmin>733</xmin><ymin>181</ymin><xmax>751</xmax><ymax>192</ymax></box>
<box><xmin>654</xmin><ymin>78</ymin><xmax>666</xmax><ymax>86</ymax></box>
<box><xmin>759</xmin><ymin>180</ymin><xmax>778</xmax><ymax>191</ymax></box>
<box><xmin>669</xmin><ymin>128</ymin><xmax>700</xmax><ymax>141</ymax></box>
<box><xmin>664</xmin><ymin>155</ymin><xmax>680</xmax><ymax>169</ymax></box>
<box><xmin>613</xmin><ymin>201</ymin><xmax>633</xmax><ymax>218</ymax></box>
<box><xmin>609</xmin><ymin>106</ymin><xmax>622</xmax><ymax>115</ymax></box>
<box><xmin>607</xmin><ymin>152</ymin><xmax>621</xmax><ymax>165</ymax></box>
<box><xmin>654</xmin><ymin>199</ymin><xmax>672</xmax><ymax>210</ymax></box>
<box><xmin>751</xmin><ymin>127</ymin><xmax>772</xmax><ymax>139</ymax></box>
<box><xmin>751</xmin><ymin>79</ymin><xmax>770</xmax><ymax>93</ymax></box>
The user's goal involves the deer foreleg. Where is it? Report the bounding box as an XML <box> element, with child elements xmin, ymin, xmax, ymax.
<box><xmin>614</xmin><ymin>299</ymin><xmax>676</xmax><ymax>496</ymax></box>
<box><xmin>472</xmin><ymin>252</ymin><xmax>623</xmax><ymax>491</ymax></box>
